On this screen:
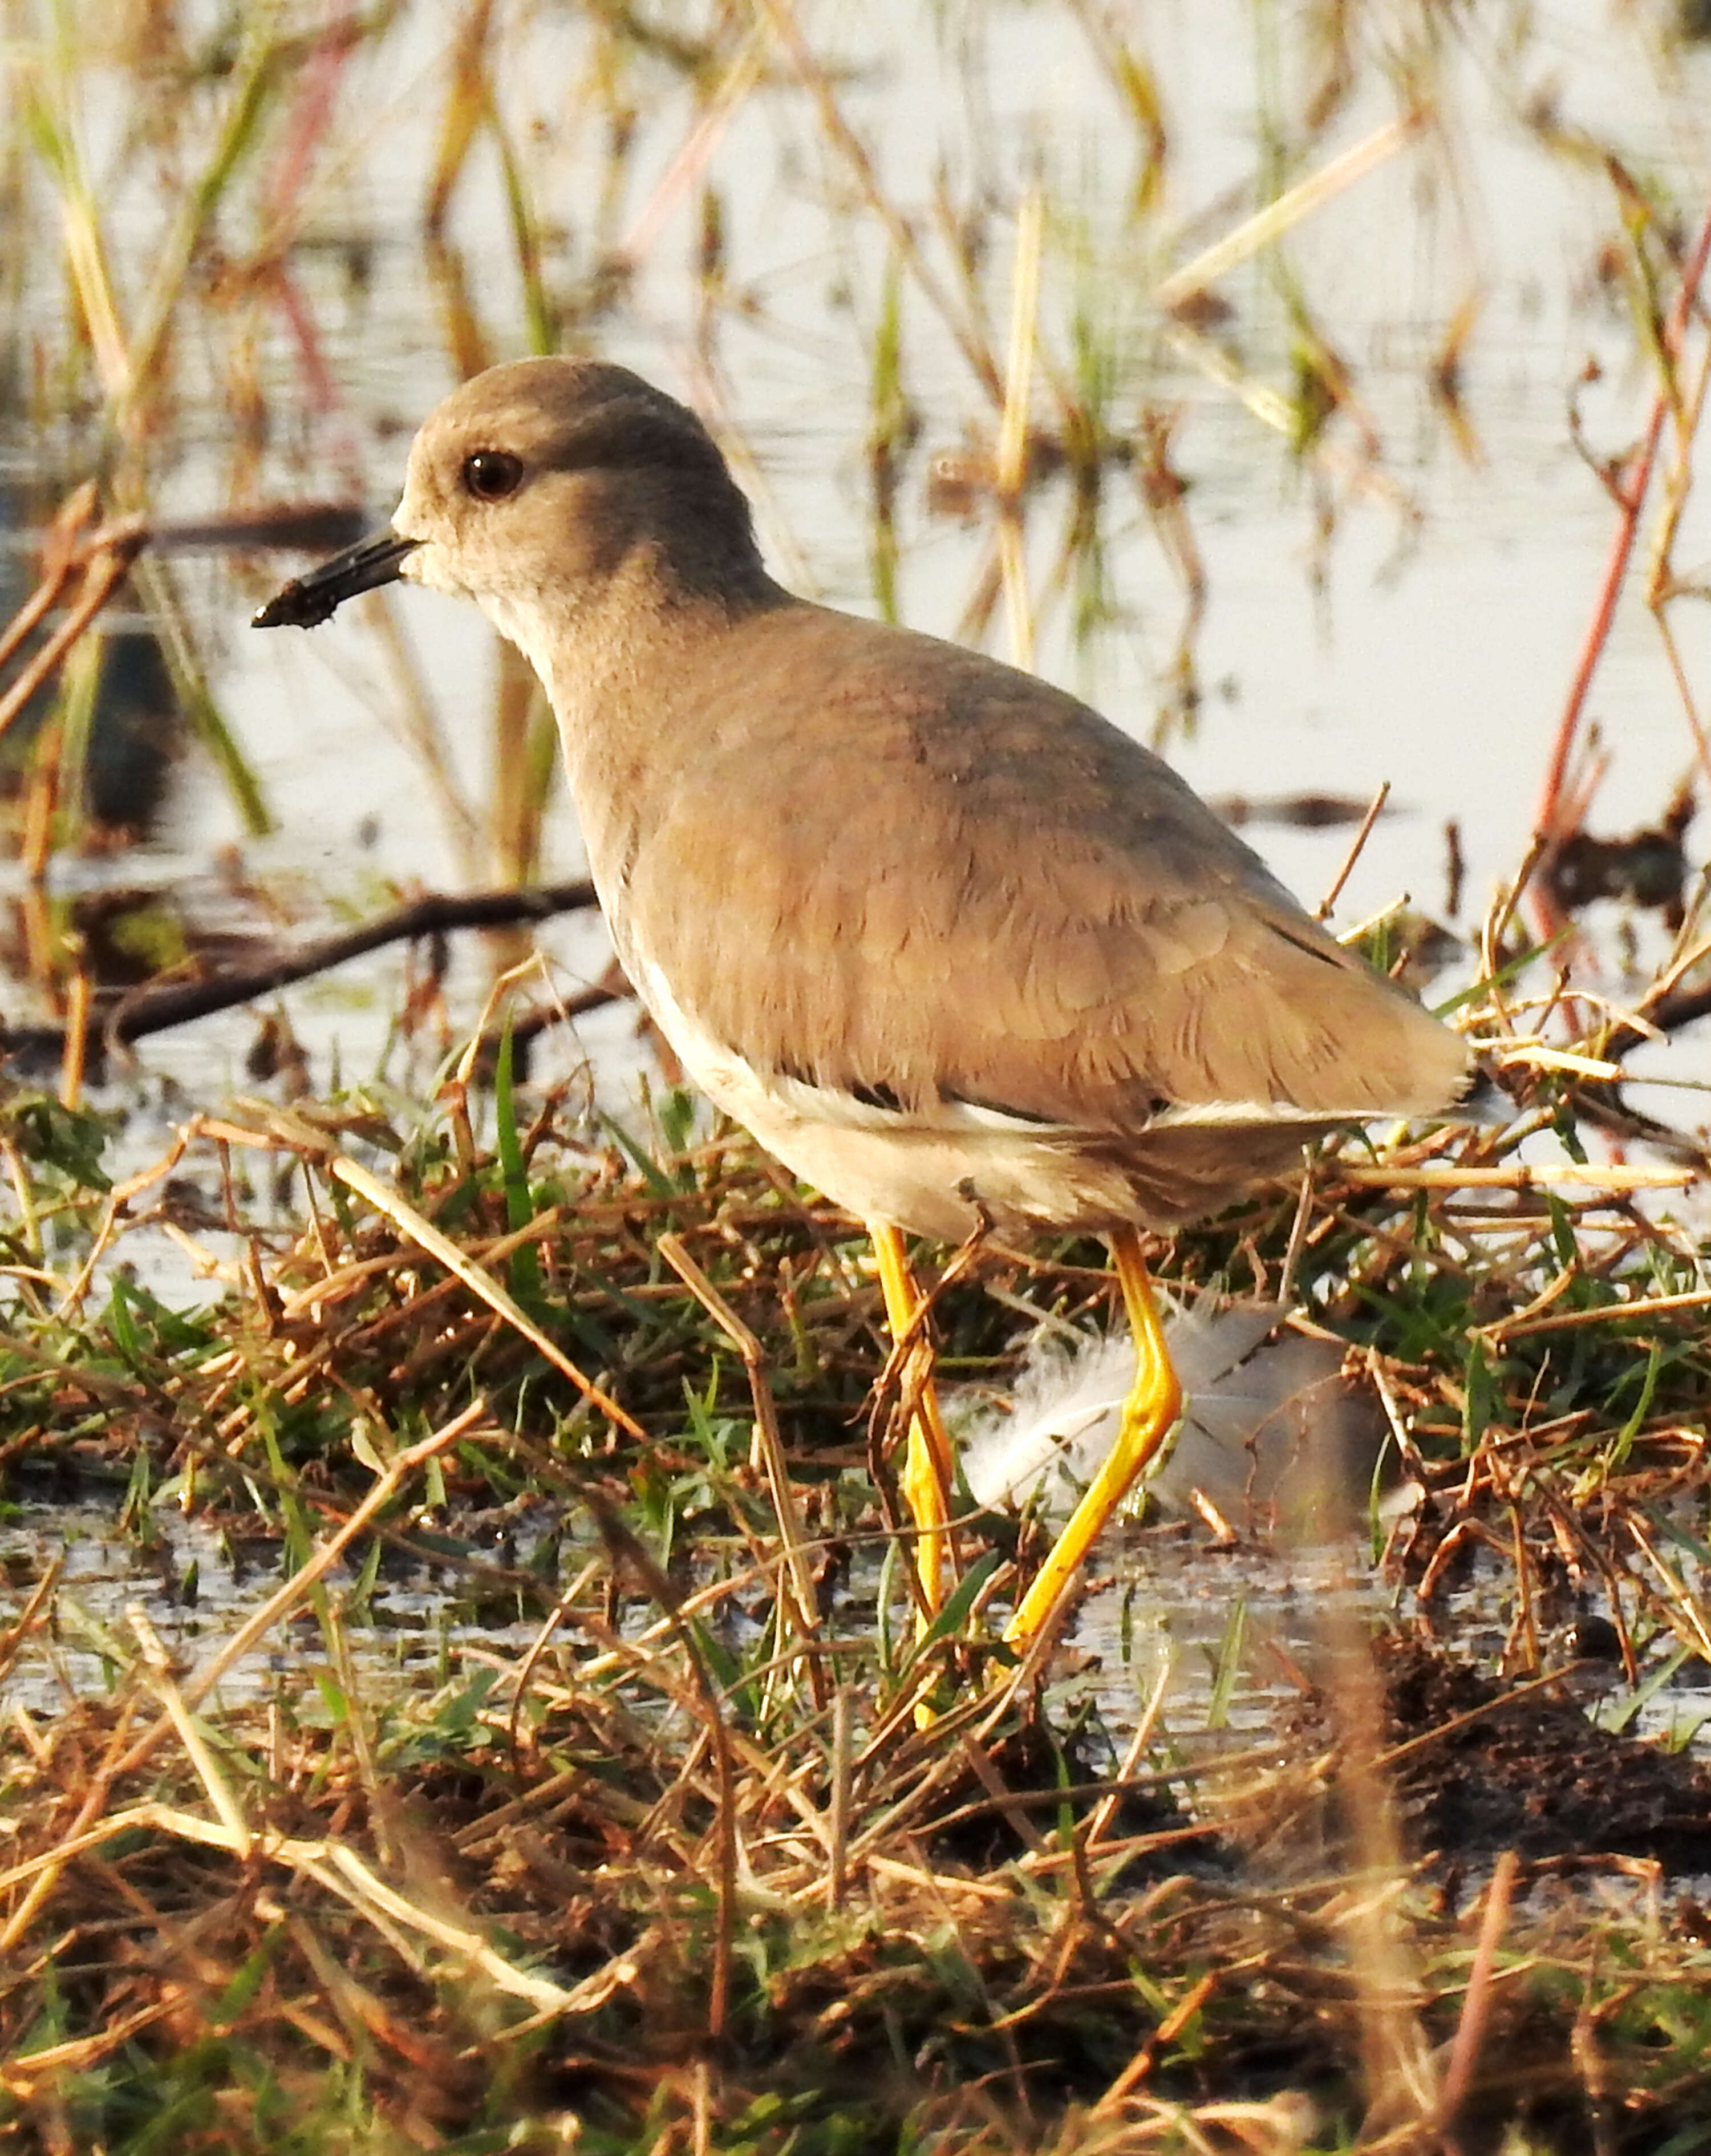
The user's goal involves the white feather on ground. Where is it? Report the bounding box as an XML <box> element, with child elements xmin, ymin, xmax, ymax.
<box><xmin>958</xmin><ymin>1300</ymin><xmax>1413</xmax><ymax>1544</ymax></box>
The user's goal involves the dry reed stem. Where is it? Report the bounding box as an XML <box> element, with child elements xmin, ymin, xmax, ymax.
<box><xmin>1526</xmin><ymin>198</ymin><xmax>1711</xmax><ymax>926</ymax></box>
<box><xmin>0</xmin><ymin>516</ymin><xmax>149</xmax><ymax>748</ymax></box>
<box><xmin>1339</xmin><ymin>1162</ymin><xmax>1693</xmax><ymax>1190</ymax></box>
<box><xmin>323</xmin><ymin>1149</ymin><xmax>643</xmax><ymax>1438</ymax></box>
<box><xmin>1437</xmin><ymin>1847</ymin><xmax>1521</xmax><ymax>2134</ymax></box>
<box><xmin>0</xmin><ymin>2000</ymin><xmax>183</xmax><ymax>2098</ymax></box>
<box><xmin>658</xmin><ymin>1230</ymin><xmax>828</xmax><ymax>1707</ymax></box>
<box><xmin>754</xmin><ymin>0</ymin><xmax>1003</xmax><ymax>402</ymax></box>
<box><xmin>0</xmin><ymin>1800</ymin><xmax>578</xmax><ymax>2012</ymax></box>
<box><xmin>1316</xmin><ymin>781</ymin><xmax>1392</xmax><ymax>922</ymax></box>
<box><xmin>997</xmin><ymin>183</ymin><xmax>1044</xmax><ymax>670</ymax></box>
<box><xmin>0</xmin><ymin>484</ymin><xmax>99</xmax><ymax>671</ymax></box>
<box><xmin>1154</xmin><ymin>112</ymin><xmax>1424</xmax><ymax>310</ymax></box>
<box><xmin>578</xmin><ymin>1493</ymin><xmax>738</xmax><ymax>2041</ymax></box>
<box><xmin>615</xmin><ymin>22</ymin><xmax>771</xmax><ymax>265</ymax></box>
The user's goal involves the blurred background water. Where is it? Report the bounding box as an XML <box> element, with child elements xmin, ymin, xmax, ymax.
<box><xmin>4</xmin><ymin>0</ymin><xmax>1710</xmax><ymax>1128</ymax></box>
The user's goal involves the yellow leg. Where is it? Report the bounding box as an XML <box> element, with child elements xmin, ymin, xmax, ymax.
<box><xmin>1003</xmin><ymin>1224</ymin><xmax>1182</xmax><ymax>1646</ymax></box>
<box><xmin>869</xmin><ymin>1219</ymin><xmax>955</xmax><ymax>1614</ymax></box>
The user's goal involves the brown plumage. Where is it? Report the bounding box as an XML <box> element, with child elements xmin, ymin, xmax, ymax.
<box><xmin>256</xmin><ymin>356</ymin><xmax>1475</xmax><ymax>1643</ymax></box>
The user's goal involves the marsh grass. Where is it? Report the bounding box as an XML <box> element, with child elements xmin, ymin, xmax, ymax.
<box><xmin>3</xmin><ymin>1021</ymin><xmax>1711</xmax><ymax>2147</ymax></box>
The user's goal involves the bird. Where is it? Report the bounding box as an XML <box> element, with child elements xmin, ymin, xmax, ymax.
<box><xmin>254</xmin><ymin>356</ymin><xmax>1475</xmax><ymax>1647</ymax></box>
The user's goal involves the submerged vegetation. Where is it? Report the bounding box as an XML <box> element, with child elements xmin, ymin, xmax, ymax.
<box><xmin>6</xmin><ymin>1</ymin><xmax>1711</xmax><ymax>2149</ymax></box>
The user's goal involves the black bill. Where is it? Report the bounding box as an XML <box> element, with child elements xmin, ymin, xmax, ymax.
<box><xmin>251</xmin><ymin>528</ymin><xmax>420</xmax><ymax>629</ymax></box>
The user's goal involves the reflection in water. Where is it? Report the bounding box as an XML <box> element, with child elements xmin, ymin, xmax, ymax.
<box><xmin>0</xmin><ymin>475</ymin><xmax>181</xmax><ymax>844</ymax></box>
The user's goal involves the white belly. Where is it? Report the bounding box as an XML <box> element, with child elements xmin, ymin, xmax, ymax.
<box><xmin>625</xmin><ymin>947</ymin><xmax>1141</xmax><ymax>1238</ymax></box>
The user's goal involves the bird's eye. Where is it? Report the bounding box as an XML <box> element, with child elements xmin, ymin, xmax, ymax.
<box><xmin>462</xmin><ymin>449</ymin><xmax>524</xmax><ymax>501</ymax></box>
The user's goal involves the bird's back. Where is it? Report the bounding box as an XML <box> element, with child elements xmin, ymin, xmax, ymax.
<box><xmin>603</xmin><ymin>600</ymin><xmax>1470</xmax><ymax>1170</ymax></box>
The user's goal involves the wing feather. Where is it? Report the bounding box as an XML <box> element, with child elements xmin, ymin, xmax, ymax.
<box><xmin>616</xmin><ymin>605</ymin><xmax>1469</xmax><ymax>1133</ymax></box>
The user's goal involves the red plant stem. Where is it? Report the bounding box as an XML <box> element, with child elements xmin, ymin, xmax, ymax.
<box><xmin>1526</xmin><ymin>201</ymin><xmax>1711</xmax><ymax>916</ymax></box>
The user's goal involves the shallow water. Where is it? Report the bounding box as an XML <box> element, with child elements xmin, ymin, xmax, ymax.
<box><xmin>0</xmin><ymin>1489</ymin><xmax>563</xmax><ymax>1721</ymax></box>
<box><xmin>6</xmin><ymin>1476</ymin><xmax>1703</xmax><ymax>1782</ymax></box>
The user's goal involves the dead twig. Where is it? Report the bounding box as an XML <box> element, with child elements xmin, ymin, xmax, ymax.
<box><xmin>0</xmin><ymin>881</ymin><xmax>611</xmax><ymax>1067</ymax></box>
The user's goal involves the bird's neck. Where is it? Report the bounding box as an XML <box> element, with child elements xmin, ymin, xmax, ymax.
<box><xmin>482</xmin><ymin>545</ymin><xmax>789</xmax><ymax>889</ymax></box>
